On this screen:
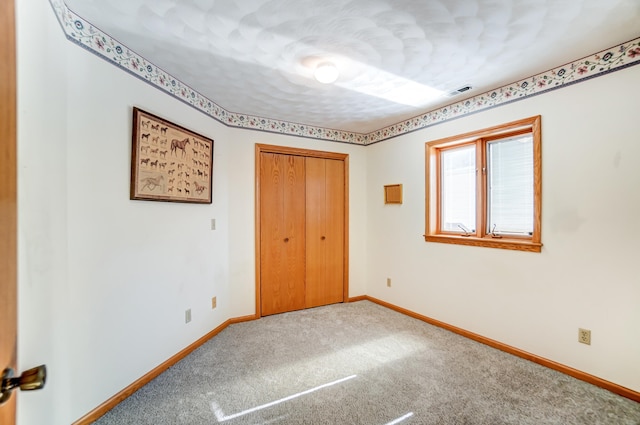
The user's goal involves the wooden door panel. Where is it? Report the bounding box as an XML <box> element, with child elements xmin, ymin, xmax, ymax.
<box><xmin>324</xmin><ymin>159</ymin><xmax>345</xmax><ymax>303</ymax></box>
<box><xmin>281</xmin><ymin>154</ymin><xmax>306</xmax><ymax>313</ymax></box>
<box><xmin>260</xmin><ymin>153</ymin><xmax>306</xmax><ymax>316</ymax></box>
<box><xmin>305</xmin><ymin>158</ymin><xmax>344</xmax><ymax>308</ymax></box>
<box><xmin>304</xmin><ymin>157</ymin><xmax>326</xmax><ymax>308</ymax></box>
<box><xmin>256</xmin><ymin>144</ymin><xmax>348</xmax><ymax>317</ymax></box>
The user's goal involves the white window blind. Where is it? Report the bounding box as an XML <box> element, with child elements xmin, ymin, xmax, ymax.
<box><xmin>486</xmin><ymin>135</ymin><xmax>533</xmax><ymax>235</ymax></box>
<box><xmin>441</xmin><ymin>145</ymin><xmax>476</xmax><ymax>233</ymax></box>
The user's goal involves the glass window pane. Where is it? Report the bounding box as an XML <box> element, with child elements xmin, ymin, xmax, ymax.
<box><xmin>441</xmin><ymin>145</ymin><xmax>476</xmax><ymax>233</ymax></box>
<box><xmin>487</xmin><ymin>135</ymin><xmax>533</xmax><ymax>235</ymax></box>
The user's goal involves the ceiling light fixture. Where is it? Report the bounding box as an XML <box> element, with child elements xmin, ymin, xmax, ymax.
<box><xmin>314</xmin><ymin>62</ymin><xmax>339</xmax><ymax>84</ymax></box>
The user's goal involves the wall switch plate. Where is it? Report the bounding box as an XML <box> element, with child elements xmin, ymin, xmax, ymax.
<box><xmin>211</xmin><ymin>219</ymin><xmax>216</xmax><ymax>230</ymax></box>
<box><xmin>211</xmin><ymin>296</ymin><xmax>217</xmax><ymax>309</ymax></box>
<box><xmin>387</xmin><ymin>278</ymin><xmax>391</xmax><ymax>287</ymax></box>
<box><xmin>578</xmin><ymin>328</ymin><xmax>591</xmax><ymax>345</ymax></box>
<box><xmin>185</xmin><ymin>309</ymin><xmax>192</xmax><ymax>324</ymax></box>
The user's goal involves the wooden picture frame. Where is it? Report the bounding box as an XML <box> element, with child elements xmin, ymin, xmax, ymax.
<box><xmin>130</xmin><ymin>107</ymin><xmax>213</xmax><ymax>204</ymax></box>
<box><xmin>384</xmin><ymin>184</ymin><xmax>403</xmax><ymax>204</ymax></box>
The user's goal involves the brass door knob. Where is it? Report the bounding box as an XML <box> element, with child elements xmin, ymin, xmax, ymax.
<box><xmin>284</xmin><ymin>237</ymin><xmax>289</xmax><ymax>242</ymax></box>
<box><xmin>321</xmin><ymin>236</ymin><xmax>326</xmax><ymax>240</ymax></box>
<box><xmin>0</xmin><ymin>365</ymin><xmax>47</xmax><ymax>405</ymax></box>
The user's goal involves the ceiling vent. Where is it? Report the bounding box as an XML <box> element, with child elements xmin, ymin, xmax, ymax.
<box><xmin>445</xmin><ymin>85</ymin><xmax>473</xmax><ymax>98</ymax></box>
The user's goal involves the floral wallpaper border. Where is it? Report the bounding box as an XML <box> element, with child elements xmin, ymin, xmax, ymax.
<box><xmin>50</xmin><ymin>0</ymin><xmax>640</xmax><ymax>146</ymax></box>
<box><xmin>368</xmin><ymin>40</ymin><xmax>640</xmax><ymax>144</ymax></box>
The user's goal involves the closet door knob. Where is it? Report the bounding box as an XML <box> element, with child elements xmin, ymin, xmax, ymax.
<box><xmin>284</xmin><ymin>238</ymin><xmax>289</xmax><ymax>242</ymax></box>
<box><xmin>321</xmin><ymin>236</ymin><xmax>326</xmax><ymax>240</ymax></box>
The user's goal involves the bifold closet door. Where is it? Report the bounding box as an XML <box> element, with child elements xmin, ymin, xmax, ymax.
<box><xmin>305</xmin><ymin>157</ymin><xmax>345</xmax><ymax>308</ymax></box>
<box><xmin>260</xmin><ymin>153</ymin><xmax>306</xmax><ymax>316</ymax></box>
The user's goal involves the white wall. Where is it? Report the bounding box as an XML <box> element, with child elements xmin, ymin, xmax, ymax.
<box><xmin>365</xmin><ymin>64</ymin><xmax>640</xmax><ymax>393</ymax></box>
<box><xmin>16</xmin><ymin>2</ymin><xmax>367</xmax><ymax>424</ymax></box>
<box><xmin>17</xmin><ymin>1</ymin><xmax>69</xmax><ymax>423</ymax></box>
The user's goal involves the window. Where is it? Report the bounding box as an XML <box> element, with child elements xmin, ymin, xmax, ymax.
<box><xmin>425</xmin><ymin>116</ymin><xmax>542</xmax><ymax>252</ymax></box>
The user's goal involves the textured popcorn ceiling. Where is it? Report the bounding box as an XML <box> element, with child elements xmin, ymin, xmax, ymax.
<box><xmin>64</xmin><ymin>0</ymin><xmax>640</xmax><ymax>133</ymax></box>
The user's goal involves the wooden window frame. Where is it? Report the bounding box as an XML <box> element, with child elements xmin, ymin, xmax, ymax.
<box><xmin>425</xmin><ymin>115</ymin><xmax>542</xmax><ymax>253</ymax></box>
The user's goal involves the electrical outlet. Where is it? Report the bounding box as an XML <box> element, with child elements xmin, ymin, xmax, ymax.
<box><xmin>387</xmin><ymin>278</ymin><xmax>391</xmax><ymax>287</ymax></box>
<box><xmin>578</xmin><ymin>328</ymin><xmax>591</xmax><ymax>345</ymax></box>
<box><xmin>211</xmin><ymin>296</ymin><xmax>217</xmax><ymax>309</ymax></box>
<box><xmin>185</xmin><ymin>309</ymin><xmax>192</xmax><ymax>324</ymax></box>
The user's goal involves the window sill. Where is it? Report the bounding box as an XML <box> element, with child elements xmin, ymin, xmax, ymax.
<box><xmin>424</xmin><ymin>234</ymin><xmax>542</xmax><ymax>253</ymax></box>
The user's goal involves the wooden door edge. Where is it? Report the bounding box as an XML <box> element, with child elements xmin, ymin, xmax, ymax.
<box><xmin>254</xmin><ymin>144</ymin><xmax>263</xmax><ymax>318</ymax></box>
<box><xmin>0</xmin><ymin>0</ymin><xmax>18</xmax><ymax>422</ymax></box>
<box><xmin>342</xmin><ymin>155</ymin><xmax>349</xmax><ymax>303</ymax></box>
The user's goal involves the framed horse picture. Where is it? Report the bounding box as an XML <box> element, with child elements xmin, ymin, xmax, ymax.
<box><xmin>130</xmin><ymin>107</ymin><xmax>214</xmax><ymax>204</ymax></box>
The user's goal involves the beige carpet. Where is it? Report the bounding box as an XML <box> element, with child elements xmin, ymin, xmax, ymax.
<box><xmin>94</xmin><ymin>301</ymin><xmax>640</xmax><ymax>424</ymax></box>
